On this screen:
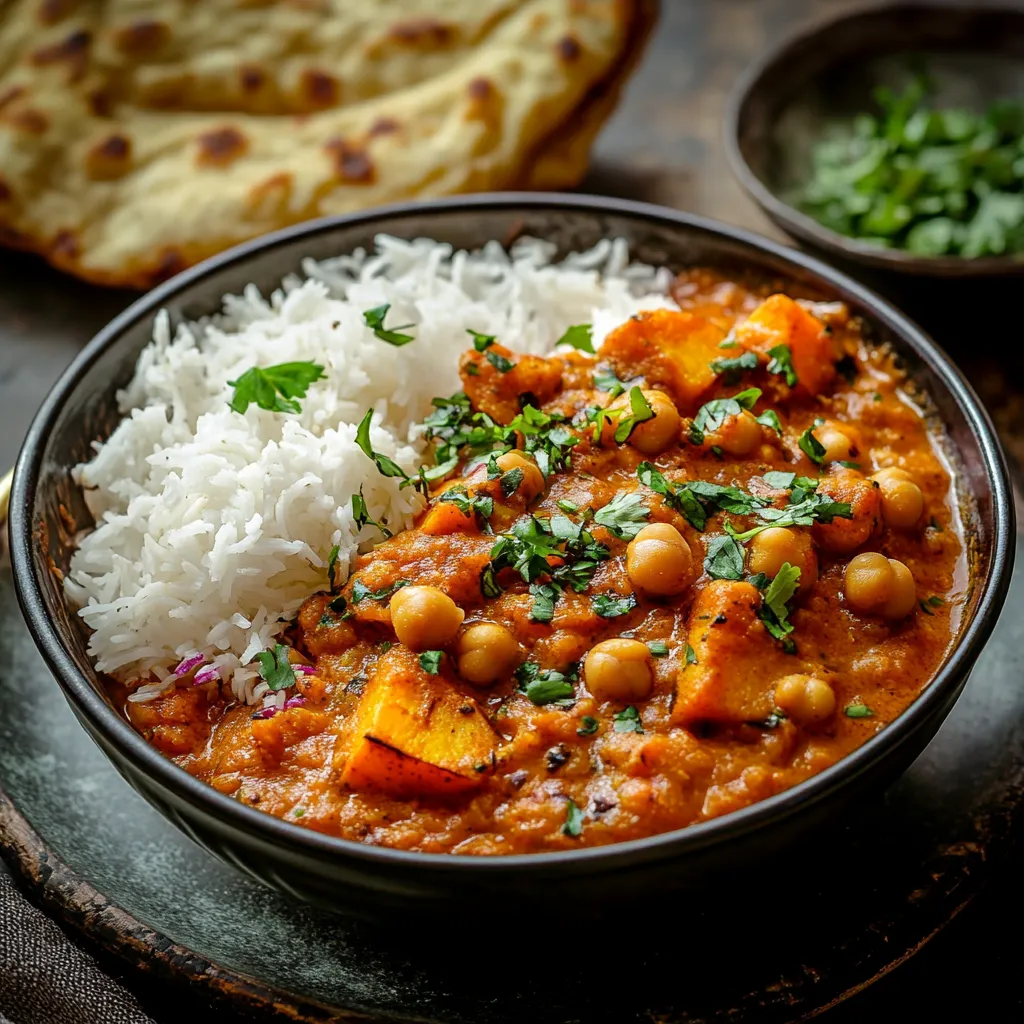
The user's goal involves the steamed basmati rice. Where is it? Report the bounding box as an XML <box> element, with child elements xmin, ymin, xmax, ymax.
<box><xmin>65</xmin><ymin>235</ymin><xmax>674</xmax><ymax>707</ymax></box>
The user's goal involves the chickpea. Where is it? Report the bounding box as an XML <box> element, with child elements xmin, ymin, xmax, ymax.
<box><xmin>813</xmin><ymin>421</ymin><xmax>858</xmax><ymax>463</ymax></box>
<box><xmin>494</xmin><ymin>450</ymin><xmax>545</xmax><ymax>502</ymax></box>
<box><xmin>871</xmin><ymin>467</ymin><xmax>924</xmax><ymax>529</ymax></box>
<box><xmin>456</xmin><ymin>621</ymin><xmax>522</xmax><ymax>687</ymax></box>
<box><xmin>626</xmin><ymin>522</ymin><xmax>695</xmax><ymax>597</ymax></box>
<box><xmin>774</xmin><ymin>674</ymin><xmax>836</xmax><ymax>725</ymax></box>
<box><xmin>611</xmin><ymin>388</ymin><xmax>680</xmax><ymax>454</ymax></box>
<box><xmin>584</xmin><ymin>638</ymin><xmax>653</xmax><ymax>703</ymax></box>
<box><xmin>843</xmin><ymin>553</ymin><xmax>917</xmax><ymax>620</ymax></box>
<box><xmin>812</xmin><ymin>468</ymin><xmax>881</xmax><ymax>554</ymax></box>
<box><xmin>389</xmin><ymin>585</ymin><xmax>465</xmax><ymax>651</ymax></box>
<box><xmin>708</xmin><ymin>410</ymin><xmax>762</xmax><ymax>457</ymax></box>
<box><xmin>748</xmin><ymin>527</ymin><xmax>818</xmax><ymax>588</ymax></box>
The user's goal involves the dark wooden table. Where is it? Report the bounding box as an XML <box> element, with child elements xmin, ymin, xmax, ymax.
<box><xmin>1</xmin><ymin>0</ymin><xmax>1022</xmax><ymax>1020</ymax></box>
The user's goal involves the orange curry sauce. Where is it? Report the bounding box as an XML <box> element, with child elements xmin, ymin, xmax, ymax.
<box><xmin>124</xmin><ymin>270</ymin><xmax>965</xmax><ymax>855</ymax></box>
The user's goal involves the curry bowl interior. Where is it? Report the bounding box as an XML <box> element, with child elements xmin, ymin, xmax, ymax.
<box><xmin>10</xmin><ymin>195</ymin><xmax>1013</xmax><ymax>911</ymax></box>
<box><xmin>728</xmin><ymin>3</ymin><xmax>1024</xmax><ymax>277</ymax></box>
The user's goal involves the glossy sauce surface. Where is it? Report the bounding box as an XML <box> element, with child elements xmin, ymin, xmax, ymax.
<box><xmin>122</xmin><ymin>270</ymin><xmax>965</xmax><ymax>855</ymax></box>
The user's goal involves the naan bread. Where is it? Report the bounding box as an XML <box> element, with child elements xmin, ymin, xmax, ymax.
<box><xmin>0</xmin><ymin>0</ymin><xmax>654</xmax><ymax>287</ymax></box>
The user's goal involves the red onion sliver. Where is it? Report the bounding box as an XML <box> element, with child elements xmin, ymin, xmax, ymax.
<box><xmin>291</xmin><ymin>665</ymin><xmax>316</xmax><ymax>675</ymax></box>
<box><xmin>173</xmin><ymin>653</ymin><xmax>206</xmax><ymax>677</ymax></box>
<box><xmin>193</xmin><ymin>667</ymin><xmax>220</xmax><ymax>686</ymax></box>
<box><xmin>251</xmin><ymin>706</ymin><xmax>278</xmax><ymax>720</ymax></box>
<box><xmin>283</xmin><ymin>696</ymin><xmax>306</xmax><ymax>709</ymax></box>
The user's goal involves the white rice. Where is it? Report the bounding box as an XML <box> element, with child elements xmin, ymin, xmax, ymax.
<box><xmin>65</xmin><ymin>235</ymin><xmax>675</xmax><ymax>706</ymax></box>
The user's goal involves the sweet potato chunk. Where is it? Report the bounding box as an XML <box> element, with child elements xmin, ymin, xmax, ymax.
<box><xmin>460</xmin><ymin>344</ymin><xmax>562</xmax><ymax>425</ymax></box>
<box><xmin>734</xmin><ymin>295</ymin><xmax>836</xmax><ymax>397</ymax></box>
<box><xmin>673</xmin><ymin>580</ymin><xmax>784</xmax><ymax>726</ymax></box>
<box><xmin>342</xmin><ymin>648</ymin><xmax>497</xmax><ymax>798</ymax></box>
<box><xmin>600</xmin><ymin>309</ymin><xmax>726</xmax><ymax>413</ymax></box>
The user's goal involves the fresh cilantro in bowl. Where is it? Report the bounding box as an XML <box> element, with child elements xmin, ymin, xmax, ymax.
<box><xmin>794</xmin><ymin>74</ymin><xmax>1024</xmax><ymax>258</ymax></box>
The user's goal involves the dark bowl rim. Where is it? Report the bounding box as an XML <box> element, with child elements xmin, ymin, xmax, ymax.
<box><xmin>9</xmin><ymin>191</ymin><xmax>1015</xmax><ymax>877</ymax></box>
<box><xmin>723</xmin><ymin>0</ymin><xmax>1024</xmax><ymax>277</ymax></box>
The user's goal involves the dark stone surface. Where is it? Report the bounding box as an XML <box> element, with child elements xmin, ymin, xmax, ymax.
<box><xmin>2</xmin><ymin>0</ymin><xmax>1023</xmax><ymax>1020</ymax></box>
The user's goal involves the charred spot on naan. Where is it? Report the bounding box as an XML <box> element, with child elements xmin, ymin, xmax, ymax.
<box><xmin>324</xmin><ymin>138</ymin><xmax>375</xmax><ymax>183</ymax></box>
<box><xmin>111</xmin><ymin>19</ymin><xmax>172</xmax><ymax>56</ymax></box>
<box><xmin>300</xmin><ymin>69</ymin><xmax>341</xmax><ymax>110</ymax></box>
<box><xmin>30</xmin><ymin>28</ymin><xmax>91</xmax><ymax>81</ymax></box>
<box><xmin>85</xmin><ymin>133</ymin><xmax>132</xmax><ymax>180</ymax></box>
<box><xmin>196</xmin><ymin>126</ymin><xmax>249</xmax><ymax>168</ymax></box>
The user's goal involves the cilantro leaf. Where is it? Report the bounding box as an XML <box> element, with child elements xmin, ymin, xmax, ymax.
<box><xmin>767</xmin><ymin>344</ymin><xmax>798</xmax><ymax>387</ymax></box>
<box><xmin>419</xmin><ymin>650</ymin><xmax>443</xmax><ymax>675</ymax></box>
<box><xmin>636</xmin><ymin>462</ymin><xmax>707</xmax><ymax>531</ymax></box>
<box><xmin>591</xmin><ymin>591</ymin><xmax>637</xmax><ymax>618</ymax></box>
<box><xmin>845</xmin><ymin>703</ymin><xmax>874</xmax><ymax>719</ymax></box>
<box><xmin>351</xmin><ymin>578</ymin><xmax>409</xmax><ymax>603</ymax></box>
<box><xmin>355</xmin><ymin>409</ymin><xmax>411</xmax><ymax>481</ymax></box>
<box><xmin>556</xmin><ymin>499</ymin><xmax>579</xmax><ymax>514</ymax></box>
<box><xmin>704</xmin><ymin>534</ymin><xmax>745</xmax><ymax>580</ymax></box>
<box><xmin>593</xmin><ymin>491</ymin><xmax>650</xmax><ymax>540</ymax></box>
<box><xmin>516</xmin><ymin>661</ymin><xmax>577</xmax><ymax>706</ymax></box>
<box><xmin>363</xmin><ymin>304</ymin><xmax>415</xmax><ymax>346</ymax></box>
<box><xmin>756</xmin><ymin>409</ymin><xmax>783</xmax><ymax>434</ymax></box>
<box><xmin>468</xmin><ymin>329</ymin><xmax>496</xmax><ymax>352</ymax></box>
<box><xmin>611</xmin><ymin>386</ymin><xmax>655</xmax><ymax>444</ymax></box>
<box><xmin>562</xmin><ymin>798</ymin><xmax>584</xmax><ymax>837</ymax></box>
<box><xmin>228</xmin><ymin>361</ymin><xmax>326</xmax><ymax>415</ymax></box>
<box><xmin>690</xmin><ymin>388</ymin><xmax>761</xmax><ymax>445</ymax></box>
<box><xmin>529</xmin><ymin>582</ymin><xmax>559</xmax><ymax>623</ymax></box>
<box><xmin>798</xmin><ymin>424</ymin><xmax>827</xmax><ymax>465</ymax></box>
<box><xmin>486</xmin><ymin>349</ymin><xmax>515</xmax><ymax>373</ymax></box>
<box><xmin>759</xmin><ymin>562</ymin><xmax>801</xmax><ymax>641</ymax></box>
<box><xmin>709</xmin><ymin>350</ymin><xmax>759</xmax><ymax>383</ymax></box>
<box><xmin>576</xmin><ymin>716</ymin><xmax>600</xmax><ymax>736</ymax></box>
<box><xmin>436</xmin><ymin>485</ymin><xmax>494</xmax><ymax>526</ymax></box>
<box><xmin>352</xmin><ymin>488</ymin><xmax>392</xmax><ymax>538</ymax></box>
<box><xmin>593</xmin><ymin>367</ymin><xmax>628</xmax><ymax>396</ymax></box>
<box><xmin>327</xmin><ymin>544</ymin><xmax>341</xmax><ymax>592</ymax></box>
<box><xmin>647</xmin><ymin>640</ymin><xmax>669</xmax><ymax>657</ymax></box>
<box><xmin>557</xmin><ymin>323</ymin><xmax>595</xmax><ymax>353</ymax></box>
<box><xmin>684</xmin><ymin>643</ymin><xmax>698</xmax><ymax>665</ymax></box>
<box><xmin>255</xmin><ymin>644</ymin><xmax>296</xmax><ymax>692</ymax></box>
<box><xmin>500</xmin><ymin>467</ymin><xmax>524</xmax><ymax>498</ymax></box>
<box><xmin>762</xmin><ymin>471</ymin><xmax>796</xmax><ymax>489</ymax></box>
<box><xmin>613</xmin><ymin>705</ymin><xmax>644</xmax><ymax>733</ymax></box>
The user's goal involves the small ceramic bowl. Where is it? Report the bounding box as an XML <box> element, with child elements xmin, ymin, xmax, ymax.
<box><xmin>727</xmin><ymin>3</ymin><xmax>1024</xmax><ymax>277</ymax></box>
<box><xmin>8</xmin><ymin>194</ymin><xmax>1015</xmax><ymax>918</ymax></box>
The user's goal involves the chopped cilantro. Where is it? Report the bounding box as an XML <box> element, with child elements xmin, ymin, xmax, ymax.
<box><xmin>576</xmin><ymin>716</ymin><xmax>600</xmax><ymax>736</ymax></box>
<box><xmin>465</xmin><ymin>362</ymin><xmax>480</xmax><ymax>376</ymax></box>
<box><xmin>418</xmin><ymin>651</ymin><xmax>443</xmax><ymax>674</ymax></box>
<box><xmin>562</xmin><ymin>798</ymin><xmax>584</xmax><ymax>837</ymax></box>
<box><xmin>766</xmin><ymin>344</ymin><xmax>798</xmax><ymax>387</ymax></box>
<box><xmin>500</xmin><ymin>467</ymin><xmax>525</xmax><ymax>498</ymax></box>
<box><xmin>254</xmin><ymin>644</ymin><xmax>296</xmax><ymax>692</ymax></box>
<box><xmin>437</xmin><ymin>485</ymin><xmax>494</xmax><ymax>526</ymax></box>
<box><xmin>468</xmin><ymin>329</ymin><xmax>496</xmax><ymax>351</ymax></box>
<box><xmin>351</xmin><ymin>578</ymin><xmax>409</xmax><ymax>603</ymax></box>
<box><xmin>920</xmin><ymin>595</ymin><xmax>945</xmax><ymax>615</ymax></box>
<box><xmin>228</xmin><ymin>361</ymin><xmax>325</xmax><ymax>415</ymax></box>
<box><xmin>593</xmin><ymin>366</ymin><xmax>628</xmax><ymax>396</ymax></box>
<box><xmin>845</xmin><ymin>703</ymin><xmax>874</xmax><ymax>719</ymax></box>
<box><xmin>684</xmin><ymin>643</ymin><xmax>698</xmax><ymax>665</ymax></box>
<box><xmin>756</xmin><ymin>409</ymin><xmax>783</xmax><ymax>434</ymax></box>
<box><xmin>689</xmin><ymin>388</ymin><xmax>762</xmax><ymax>445</ymax></box>
<box><xmin>704</xmin><ymin>534</ymin><xmax>745</xmax><ymax>580</ymax></box>
<box><xmin>352</xmin><ymin>488</ymin><xmax>392</xmax><ymax>537</ymax></box>
<box><xmin>593</xmin><ymin>490</ymin><xmax>650</xmax><ymax>539</ymax></box>
<box><xmin>798</xmin><ymin>424</ymin><xmax>827</xmax><ymax>465</ymax></box>
<box><xmin>355</xmin><ymin>409</ymin><xmax>411</xmax><ymax>481</ymax></box>
<box><xmin>556</xmin><ymin>499</ymin><xmax>579</xmax><ymax>514</ymax></box>
<box><xmin>557</xmin><ymin>323</ymin><xmax>595</xmax><ymax>353</ymax></box>
<box><xmin>529</xmin><ymin>582</ymin><xmax>559</xmax><ymax>623</ymax></box>
<box><xmin>758</xmin><ymin>563</ymin><xmax>801</xmax><ymax>641</ymax></box>
<box><xmin>646</xmin><ymin>640</ymin><xmax>669</xmax><ymax>657</ymax></box>
<box><xmin>516</xmin><ymin>661</ymin><xmax>577</xmax><ymax>706</ymax></box>
<box><xmin>363</xmin><ymin>304</ymin><xmax>415</xmax><ymax>346</ymax></box>
<box><xmin>593</xmin><ymin>386</ymin><xmax>655</xmax><ymax>445</ymax></box>
<box><xmin>613</xmin><ymin>705</ymin><xmax>644</xmax><ymax>733</ymax></box>
<box><xmin>837</xmin><ymin>460</ymin><xmax>861</xmax><ymax>470</ymax></box>
<box><xmin>327</xmin><ymin>544</ymin><xmax>341</xmax><ymax>592</ymax></box>
<box><xmin>485</xmin><ymin>349</ymin><xmax>515</xmax><ymax>373</ymax></box>
<box><xmin>591</xmin><ymin>591</ymin><xmax>637</xmax><ymax>618</ymax></box>
<box><xmin>709</xmin><ymin>350</ymin><xmax>759</xmax><ymax>383</ymax></box>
